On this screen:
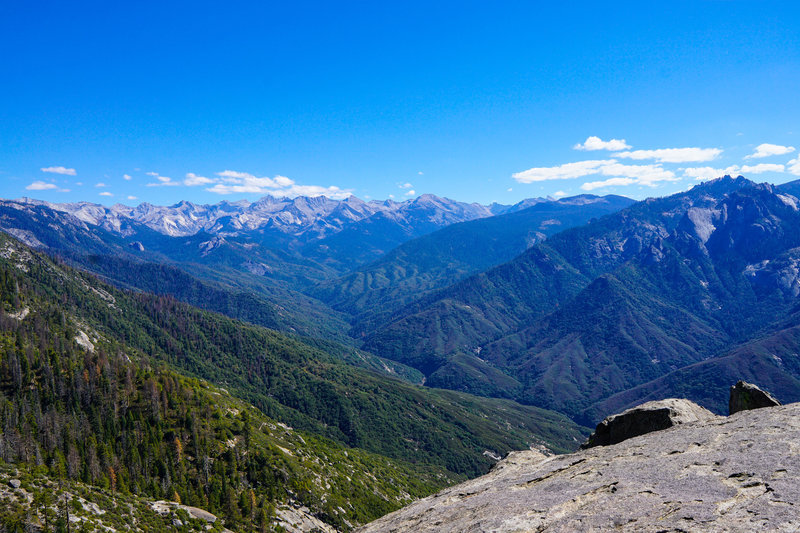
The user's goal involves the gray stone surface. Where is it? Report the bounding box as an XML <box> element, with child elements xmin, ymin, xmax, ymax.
<box><xmin>582</xmin><ymin>398</ymin><xmax>715</xmax><ymax>448</ymax></box>
<box><xmin>730</xmin><ymin>380</ymin><xmax>780</xmax><ymax>415</ymax></box>
<box><xmin>359</xmin><ymin>402</ymin><xmax>800</xmax><ymax>533</ymax></box>
<box><xmin>275</xmin><ymin>504</ymin><xmax>339</xmax><ymax>533</ymax></box>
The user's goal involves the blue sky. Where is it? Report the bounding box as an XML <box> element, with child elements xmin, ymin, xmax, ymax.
<box><xmin>2</xmin><ymin>1</ymin><xmax>800</xmax><ymax>206</ymax></box>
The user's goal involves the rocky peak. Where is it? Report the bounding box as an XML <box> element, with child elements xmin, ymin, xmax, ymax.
<box><xmin>690</xmin><ymin>175</ymin><xmax>755</xmax><ymax>197</ymax></box>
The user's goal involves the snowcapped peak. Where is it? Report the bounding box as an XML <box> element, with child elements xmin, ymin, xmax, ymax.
<box><xmin>3</xmin><ymin>192</ymin><xmax>598</xmax><ymax>241</ymax></box>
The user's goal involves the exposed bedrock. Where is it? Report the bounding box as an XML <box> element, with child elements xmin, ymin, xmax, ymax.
<box><xmin>360</xmin><ymin>401</ymin><xmax>800</xmax><ymax>533</ymax></box>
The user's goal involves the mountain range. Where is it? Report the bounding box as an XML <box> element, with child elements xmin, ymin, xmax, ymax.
<box><xmin>359</xmin><ymin>176</ymin><xmax>800</xmax><ymax>423</ymax></box>
<box><xmin>3</xmin><ymin>177</ymin><xmax>800</xmax><ymax>530</ymax></box>
<box><xmin>0</xmin><ymin>192</ymin><xmax>629</xmax><ymax>340</ymax></box>
<box><xmin>6</xmin><ymin>180</ymin><xmax>800</xmax><ymax>424</ymax></box>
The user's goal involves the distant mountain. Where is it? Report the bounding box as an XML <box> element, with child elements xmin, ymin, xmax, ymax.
<box><xmin>0</xmin><ymin>192</ymin><xmax>516</xmax><ymax>337</ymax></box>
<box><xmin>313</xmin><ymin>194</ymin><xmax>633</xmax><ymax>334</ymax></box>
<box><xmin>0</xmin><ymin>198</ymin><xmax>352</xmax><ymax>339</ymax></box>
<box><xmin>777</xmin><ymin>177</ymin><xmax>800</xmax><ymax>197</ymax></box>
<box><xmin>4</xmin><ymin>193</ymin><xmax>517</xmax><ymax>287</ymax></box>
<box><xmin>297</xmin><ymin>194</ymin><xmax>511</xmax><ymax>271</ymax></box>
<box><xmin>0</xmin><ymin>193</ymin><xmax>612</xmax><ymax>341</ymax></box>
<box><xmin>19</xmin><ymin>193</ymin><xmax>497</xmax><ymax>240</ymax></box>
<box><xmin>361</xmin><ymin>176</ymin><xmax>800</xmax><ymax>421</ymax></box>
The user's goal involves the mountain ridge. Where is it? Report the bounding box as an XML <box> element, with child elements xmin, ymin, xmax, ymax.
<box><xmin>313</xmin><ymin>194</ymin><xmax>633</xmax><ymax>330</ymax></box>
<box><xmin>15</xmin><ymin>193</ymin><xmax>500</xmax><ymax>239</ymax></box>
<box><xmin>359</xmin><ymin>176</ymin><xmax>800</xmax><ymax>422</ymax></box>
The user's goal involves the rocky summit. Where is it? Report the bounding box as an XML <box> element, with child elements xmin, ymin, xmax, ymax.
<box><xmin>360</xmin><ymin>401</ymin><xmax>800</xmax><ymax>532</ymax></box>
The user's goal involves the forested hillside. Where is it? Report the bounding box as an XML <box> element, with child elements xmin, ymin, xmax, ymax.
<box><xmin>0</xmin><ymin>251</ymin><xmax>450</xmax><ymax>530</ymax></box>
<box><xmin>314</xmin><ymin>194</ymin><xmax>633</xmax><ymax>335</ymax></box>
<box><xmin>0</xmin><ymin>232</ymin><xmax>587</xmax><ymax>530</ymax></box>
<box><xmin>361</xmin><ymin>177</ymin><xmax>800</xmax><ymax>422</ymax></box>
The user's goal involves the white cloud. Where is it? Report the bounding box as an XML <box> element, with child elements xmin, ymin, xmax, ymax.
<box><xmin>683</xmin><ymin>163</ymin><xmax>785</xmax><ymax>180</ymax></box>
<box><xmin>123</xmin><ymin>174</ymin><xmax>132</xmax><ymax>180</ymax></box>
<box><xmin>184</xmin><ymin>172</ymin><xmax>215</xmax><ymax>186</ymax></box>
<box><xmin>217</xmin><ymin>170</ymin><xmax>256</xmax><ymax>180</ymax></box>
<box><xmin>580</xmin><ymin>178</ymin><xmax>636</xmax><ymax>191</ymax></box>
<box><xmin>99</xmin><ymin>192</ymin><xmax>114</xmax><ymax>197</ymax></box>
<box><xmin>41</xmin><ymin>166</ymin><xmax>76</xmax><ymax>176</ymax></box>
<box><xmin>597</xmin><ymin>162</ymin><xmax>677</xmax><ymax>185</ymax></box>
<box><xmin>274</xmin><ymin>175</ymin><xmax>294</xmax><ymax>187</ymax></box>
<box><xmin>552</xmin><ymin>190</ymin><xmax>567</xmax><ymax>198</ymax></box>
<box><xmin>573</xmin><ymin>136</ymin><xmax>631</xmax><ymax>151</ymax></box>
<box><xmin>207</xmin><ymin>170</ymin><xmax>350</xmax><ymax>199</ymax></box>
<box><xmin>95</xmin><ymin>182</ymin><xmax>107</xmax><ymax>188</ymax></box>
<box><xmin>418</xmin><ymin>171</ymin><xmax>424</xmax><ymax>175</ymax></box>
<box><xmin>404</xmin><ymin>189</ymin><xmax>416</xmax><ymax>196</ymax></box>
<box><xmin>26</xmin><ymin>180</ymin><xmax>58</xmax><ymax>191</ymax></box>
<box><xmin>745</xmin><ymin>143</ymin><xmax>795</xmax><ymax>159</ymax></box>
<box><xmin>282</xmin><ymin>184</ymin><xmax>351</xmax><ymax>198</ymax></box>
<box><xmin>506</xmin><ymin>187</ymin><xmax>513</xmax><ymax>192</ymax></box>
<box><xmin>616</xmin><ymin>147</ymin><xmax>722</xmax><ymax>163</ymax></box>
<box><xmin>514</xmin><ymin>159</ymin><xmax>677</xmax><ymax>191</ymax></box>
<box><xmin>513</xmin><ymin>160</ymin><xmax>609</xmax><ymax>182</ymax></box>
<box><xmin>127</xmin><ymin>195</ymin><xmax>138</xmax><ymax>200</ymax></box>
<box><xmin>122</xmin><ymin>168</ymin><xmax>348</xmax><ymax>198</ymax></box>
<box><xmin>788</xmin><ymin>158</ymin><xmax>800</xmax><ymax>176</ymax></box>
<box><xmin>740</xmin><ymin>163</ymin><xmax>785</xmax><ymax>174</ymax></box>
<box><xmin>214</xmin><ymin>170</ymin><xmax>289</xmax><ymax>190</ymax></box>
<box><xmin>399</xmin><ymin>182</ymin><xmax>413</xmax><ymax>189</ymax></box>
<box><xmin>146</xmin><ymin>173</ymin><xmax>180</xmax><ymax>187</ymax></box>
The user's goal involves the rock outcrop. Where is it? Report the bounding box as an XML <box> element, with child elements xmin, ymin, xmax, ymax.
<box><xmin>729</xmin><ymin>380</ymin><xmax>780</xmax><ymax>414</ymax></box>
<box><xmin>581</xmin><ymin>398</ymin><xmax>715</xmax><ymax>448</ymax></box>
<box><xmin>359</xmin><ymin>402</ymin><xmax>800</xmax><ymax>532</ymax></box>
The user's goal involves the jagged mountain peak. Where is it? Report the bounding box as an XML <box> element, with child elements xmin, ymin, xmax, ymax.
<box><xmin>411</xmin><ymin>193</ymin><xmax>449</xmax><ymax>205</ymax></box>
<box><xmin>5</xmin><ymin>193</ymin><xmax>516</xmax><ymax>239</ymax></box>
<box><xmin>688</xmin><ymin>174</ymin><xmax>756</xmax><ymax>196</ymax></box>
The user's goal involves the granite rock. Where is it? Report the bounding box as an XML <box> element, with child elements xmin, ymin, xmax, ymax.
<box><xmin>582</xmin><ymin>398</ymin><xmax>715</xmax><ymax>448</ymax></box>
<box><xmin>729</xmin><ymin>380</ymin><xmax>780</xmax><ymax>415</ymax></box>
<box><xmin>359</xmin><ymin>402</ymin><xmax>800</xmax><ymax>533</ymax></box>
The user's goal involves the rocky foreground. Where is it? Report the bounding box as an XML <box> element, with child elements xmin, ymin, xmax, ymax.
<box><xmin>360</xmin><ymin>401</ymin><xmax>800</xmax><ymax>532</ymax></box>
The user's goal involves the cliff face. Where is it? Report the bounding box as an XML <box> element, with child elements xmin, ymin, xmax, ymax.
<box><xmin>359</xmin><ymin>402</ymin><xmax>800</xmax><ymax>532</ymax></box>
